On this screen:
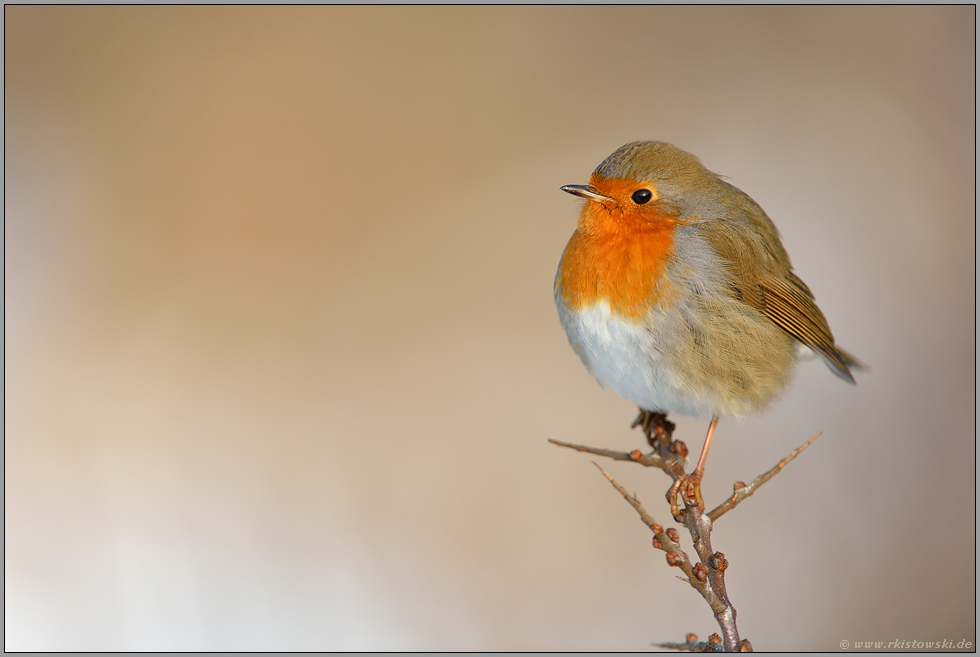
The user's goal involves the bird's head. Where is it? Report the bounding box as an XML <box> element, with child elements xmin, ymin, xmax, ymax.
<box><xmin>562</xmin><ymin>141</ymin><xmax>720</xmax><ymax>236</ymax></box>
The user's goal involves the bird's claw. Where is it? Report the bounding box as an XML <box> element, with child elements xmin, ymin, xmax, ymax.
<box><xmin>632</xmin><ymin>409</ymin><xmax>675</xmax><ymax>450</ymax></box>
<box><xmin>667</xmin><ymin>471</ymin><xmax>705</xmax><ymax>520</ymax></box>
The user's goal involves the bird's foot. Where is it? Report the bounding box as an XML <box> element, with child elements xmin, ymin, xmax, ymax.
<box><xmin>667</xmin><ymin>470</ymin><xmax>705</xmax><ymax>520</ymax></box>
<box><xmin>631</xmin><ymin>409</ymin><xmax>675</xmax><ymax>450</ymax></box>
<box><xmin>668</xmin><ymin>416</ymin><xmax>718</xmax><ymax>518</ymax></box>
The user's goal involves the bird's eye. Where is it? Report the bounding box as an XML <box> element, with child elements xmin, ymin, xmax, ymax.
<box><xmin>631</xmin><ymin>189</ymin><xmax>653</xmax><ymax>205</ymax></box>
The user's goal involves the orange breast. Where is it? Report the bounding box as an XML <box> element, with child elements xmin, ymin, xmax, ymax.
<box><xmin>557</xmin><ymin>201</ymin><xmax>678</xmax><ymax>322</ymax></box>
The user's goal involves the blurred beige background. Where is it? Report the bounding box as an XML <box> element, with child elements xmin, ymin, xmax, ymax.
<box><xmin>5</xmin><ymin>6</ymin><xmax>975</xmax><ymax>651</ymax></box>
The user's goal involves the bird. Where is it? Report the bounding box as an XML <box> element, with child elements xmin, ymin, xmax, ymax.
<box><xmin>554</xmin><ymin>141</ymin><xmax>862</xmax><ymax>501</ymax></box>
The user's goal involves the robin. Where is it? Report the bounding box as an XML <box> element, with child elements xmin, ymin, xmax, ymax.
<box><xmin>555</xmin><ymin>141</ymin><xmax>863</xmax><ymax>502</ymax></box>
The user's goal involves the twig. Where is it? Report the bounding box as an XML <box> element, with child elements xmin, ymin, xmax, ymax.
<box><xmin>681</xmin><ymin>503</ymin><xmax>739</xmax><ymax>650</ymax></box>
<box><xmin>707</xmin><ymin>433</ymin><xmax>820</xmax><ymax>522</ymax></box>
<box><xmin>592</xmin><ymin>463</ymin><xmax>727</xmax><ymax>613</ymax></box>
<box><xmin>551</xmin><ymin>411</ymin><xmax>821</xmax><ymax>651</ymax></box>
<box><xmin>656</xmin><ymin>633</ymin><xmax>753</xmax><ymax>653</ymax></box>
<box><xmin>656</xmin><ymin>632</ymin><xmax>721</xmax><ymax>652</ymax></box>
<box><xmin>547</xmin><ymin>438</ymin><xmax>667</xmax><ymax>468</ymax></box>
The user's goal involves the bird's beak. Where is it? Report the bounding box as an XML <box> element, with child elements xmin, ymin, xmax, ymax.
<box><xmin>560</xmin><ymin>184</ymin><xmax>614</xmax><ymax>204</ymax></box>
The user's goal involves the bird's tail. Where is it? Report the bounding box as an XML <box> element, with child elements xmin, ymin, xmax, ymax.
<box><xmin>822</xmin><ymin>345</ymin><xmax>868</xmax><ymax>384</ymax></box>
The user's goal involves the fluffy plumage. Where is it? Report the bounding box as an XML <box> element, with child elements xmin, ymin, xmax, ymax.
<box><xmin>555</xmin><ymin>141</ymin><xmax>862</xmax><ymax>419</ymax></box>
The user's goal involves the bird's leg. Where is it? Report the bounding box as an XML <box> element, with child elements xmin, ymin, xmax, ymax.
<box><xmin>631</xmin><ymin>409</ymin><xmax>674</xmax><ymax>451</ymax></box>
<box><xmin>683</xmin><ymin>416</ymin><xmax>720</xmax><ymax>509</ymax></box>
<box><xmin>633</xmin><ymin>409</ymin><xmax>685</xmax><ymax>520</ymax></box>
<box><xmin>693</xmin><ymin>415</ymin><xmax>719</xmax><ymax>480</ymax></box>
<box><xmin>633</xmin><ymin>409</ymin><xmax>711</xmax><ymax>520</ymax></box>
<box><xmin>631</xmin><ymin>409</ymin><xmax>656</xmax><ymax>440</ymax></box>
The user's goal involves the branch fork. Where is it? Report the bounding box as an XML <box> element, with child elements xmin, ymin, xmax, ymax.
<box><xmin>550</xmin><ymin>412</ymin><xmax>819</xmax><ymax>652</ymax></box>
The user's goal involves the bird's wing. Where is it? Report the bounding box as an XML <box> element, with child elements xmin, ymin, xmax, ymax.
<box><xmin>696</xmin><ymin>188</ymin><xmax>861</xmax><ymax>383</ymax></box>
<box><xmin>757</xmin><ymin>273</ymin><xmax>857</xmax><ymax>383</ymax></box>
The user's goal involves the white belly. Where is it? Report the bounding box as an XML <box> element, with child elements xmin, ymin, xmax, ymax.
<box><xmin>556</xmin><ymin>299</ymin><xmax>719</xmax><ymax>418</ymax></box>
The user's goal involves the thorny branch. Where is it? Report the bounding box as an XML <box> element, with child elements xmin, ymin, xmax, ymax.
<box><xmin>657</xmin><ymin>633</ymin><xmax>747</xmax><ymax>653</ymax></box>
<box><xmin>591</xmin><ymin>462</ymin><xmax>727</xmax><ymax>614</ymax></box>
<box><xmin>707</xmin><ymin>432</ymin><xmax>819</xmax><ymax>522</ymax></box>
<box><xmin>549</xmin><ymin>413</ymin><xmax>819</xmax><ymax>652</ymax></box>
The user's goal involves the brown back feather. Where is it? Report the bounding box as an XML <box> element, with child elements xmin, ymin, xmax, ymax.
<box><xmin>697</xmin><ymin>184</ymin><xmax>859</xmax><ymax>383</ymax></box>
